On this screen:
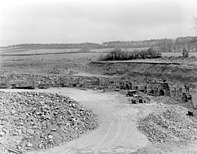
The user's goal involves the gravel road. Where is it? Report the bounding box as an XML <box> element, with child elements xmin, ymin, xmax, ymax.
<box><xmin>2</xmin><ymin>88</ymin><xmax>150</xmax><ymax>154</ymax></box>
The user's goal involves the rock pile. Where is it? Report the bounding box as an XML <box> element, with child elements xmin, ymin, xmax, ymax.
<box><xmin>0</xmin><ymin>91</ymin><xmax>98</xmax><ymax>153</ymax></box>
<box><xmin>137</xmin><ymin>104</ymin><xmax>197</xmax><ymax>143</ymax></box>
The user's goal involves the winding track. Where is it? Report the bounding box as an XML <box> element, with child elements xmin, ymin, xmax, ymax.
<box><xmin>2</xmin><ymin>88</ymin><xmax>150</xmax><ymax>154</ymax></box>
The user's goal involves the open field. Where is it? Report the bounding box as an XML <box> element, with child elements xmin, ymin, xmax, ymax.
<box><xmin>0</xmin><ymin>49</ymin><xmax>80</xmax><ymax>55</ymax></box>
<box><xmin>1</xmin><ymin>48</ymin><xmax>197</xmax><ymax>76</ymax></box>
<box><xmin>0</xmin><ymin>50</ymin><xmax>106</xmax><ymax>75</ymax></box>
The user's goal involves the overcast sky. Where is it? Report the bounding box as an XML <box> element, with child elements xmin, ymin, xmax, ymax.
<box><xmin>0</xmin><ymin>0</ymin><xmax>197</xmax><ymax>46</ymax></box>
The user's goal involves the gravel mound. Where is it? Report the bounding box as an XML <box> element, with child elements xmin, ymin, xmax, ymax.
<box><xmin>0</xmin><ymin>91</ymin><xmax>98</xmax><ymax>153</ymax></box>
<box><xmin>137</xmin><ymin>104</ymin><xmax>197</xmax><ymax>143</ymax></box>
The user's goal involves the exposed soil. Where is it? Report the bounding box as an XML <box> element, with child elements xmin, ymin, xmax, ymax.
<box><xmin>1</xmin><ymin>88</ymin><xmax>153</xmax><ymax>154</ymax></box>
<box><xmin>132</xmin><ymin>140</ymin><xmax>197</xmax><ymax>154</ymax></box>
<box><xmin>90</xmin><ymin>59</ymin><xmax>197</xmax><ymax>83</ymax></box>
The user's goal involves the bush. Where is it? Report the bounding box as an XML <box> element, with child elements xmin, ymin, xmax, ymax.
<box><xmin>100</xmin><ymin>48</ymin><xmax>161</xmax><ymax>61</ymax></box>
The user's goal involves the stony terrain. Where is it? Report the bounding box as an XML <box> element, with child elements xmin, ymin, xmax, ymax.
<box><xmin>0</xmin><ymin>88</ymin><xmax>151</xmax><ymax>154</ymax></box>
<box><xmin>0</xmin><ymin>91</ymin><xmax>98</xmax><ymax>153</ymax></box>
<box><xmin>137</xmin><ymin>104</ymin><xmax>197</xmax><ymax>143</ymax></box>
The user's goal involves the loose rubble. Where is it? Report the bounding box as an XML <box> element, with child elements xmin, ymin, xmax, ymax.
<box><xmin>137</xmin><ymin>104</ymin><xmax>197</xmax><ymax>143</ymax></box>
<box><xmin>0</xmin><ymin>91</ymin><xmax>98</xmax><ymax>153</ymax></box>
<box><xmin>0</xmin><ymin>73</ymin><xmax>194</xmax><ymax>104</ymax></box>
<box><xmin>0</xmin><ymin>73</ymin><xmax>172</xmax><ymax>96</ymax></box>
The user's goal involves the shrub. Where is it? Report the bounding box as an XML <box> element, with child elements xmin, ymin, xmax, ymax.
<box><xmin>100</xmin><ymin>48</ymin><xmax>161</xmax><ymax>61</ymax></box>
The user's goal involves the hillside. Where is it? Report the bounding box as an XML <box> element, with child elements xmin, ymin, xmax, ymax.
<box><xmin>1</xmin><ymin>36</ymin><xmax>197</xmax><ymax>53</ymax></box>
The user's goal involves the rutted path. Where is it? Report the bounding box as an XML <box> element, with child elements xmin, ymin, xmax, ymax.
<box><xmin>2</xmin><ymin>88</ymin><xmax>150</xmax><ymax>154</ymax></box>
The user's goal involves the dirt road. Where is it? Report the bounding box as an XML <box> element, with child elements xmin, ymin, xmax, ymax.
<box><xmin>2</xmin><ymin>88</ymin><xmax>151</xmax><ymax>154</ymax></box>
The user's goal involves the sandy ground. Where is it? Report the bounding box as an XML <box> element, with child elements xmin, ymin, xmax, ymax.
<box><xmin>1</xmin><ymin>88</ymin><xmax>153</xmax><ymax>154</ymax></box>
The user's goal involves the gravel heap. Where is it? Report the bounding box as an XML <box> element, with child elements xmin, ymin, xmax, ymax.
<box><xmin>137</xmin><ymin>104</ymin><xmax>197</xmax><ymax>143</ymax></box>
<box><xmin>0</xmin><ymin>91</ymin><xmax>98</xmax><ymax>153</ymax></box>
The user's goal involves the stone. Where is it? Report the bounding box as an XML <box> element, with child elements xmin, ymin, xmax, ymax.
<box><xmin>48</xmin><ymin>134</ymin><xmax>53</xmax><ymax>139</ymax></box>
<box><xmin>26</xmin><ymin>143</ymin><xmax>33</xmax><ymax>147</ymax></box>
<box><xmin>10</xmin><ymin>110</ymin><xmax>16</xmax><ymax>115</ymax></box>
<box><xmin>0</xmin><ymin>91</ymin><xmax>98</xmax><ymax>152</ymax></box>
<box><xmin>0</xmin><ymin>132</ymin><xmax>4</xmax><ymax>137</ymax></box>
<box><xmin>26</xmin><ymin>129</ymin><xmax>34</xmax><ymax>135</ymax></box>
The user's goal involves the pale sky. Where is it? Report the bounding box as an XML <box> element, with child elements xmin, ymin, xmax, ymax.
<box><xmin>0</xmin><ymin>0</ymin><xmax>197</xmax><ymax>46</ymax></box>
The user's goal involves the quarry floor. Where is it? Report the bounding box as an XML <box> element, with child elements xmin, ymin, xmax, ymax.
<box><xmin>2</xmin><ymin>88</ymin><xmax>197</xmax><ymax>154</ymax></box>
<box><xmin>2</xmin><ymin>88</ymin><xmax>153</xmax><ymax>154</ymax></box>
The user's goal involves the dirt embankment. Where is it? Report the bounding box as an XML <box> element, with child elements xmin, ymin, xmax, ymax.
<box><xmin>90</xmin><ymin>61</ymin><xmax>197</xmax><ymax>82</ymax></box>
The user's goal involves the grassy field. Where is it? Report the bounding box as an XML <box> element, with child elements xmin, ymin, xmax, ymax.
<box><xmin>0</xmin><ymin>48</ymin><xmax>106</xmax><ymax>75</ymax></box>
<box><xmin>0</xmin><ymin>48</ymin><xmax>80</xmax><ymax>54</ymax></box>
<box><xmin>1</xmin><ymin>47</ymin><xmax>197</xmax><ymax>76</ymax></box>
